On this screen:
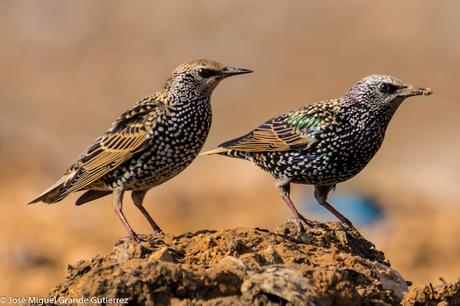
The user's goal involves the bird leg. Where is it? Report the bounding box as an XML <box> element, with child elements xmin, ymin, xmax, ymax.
<box><xmin>112</xmin><ymin>188</ymin><xmax>142</xmax><ymax>242</ymax></box>
<box><xmin>131</xmin><ymin>190</ymin><xmax>163</xmax><ymax>233</ymax></box>
<box><xmin>314</xmin><ymin>185</ymin><xmax>354</xmax><ymax>228</ymax></box>
<box><xmin>276</xmin><ymin>179</ymin><xmax>315</xmax><ymax>227</ymax></box>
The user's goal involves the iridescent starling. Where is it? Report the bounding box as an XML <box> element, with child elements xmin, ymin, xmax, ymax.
<box><xmin>29</xmin><ymin>59</ymin><xmax>252</xmax><ymax>241</ymax></box>
<box><xmin>203</xmin><ymin>75</ymin><xmax>432</xmax><ymax>228</ymax></box>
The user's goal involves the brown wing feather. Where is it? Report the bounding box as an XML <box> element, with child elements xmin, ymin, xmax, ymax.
<box><xmin>216</xmin><ymin>116</ymin><xmax>312</xmax><ymax>153</ymax></box>
<box><xmin>202</xmin><ymin>101</ymin><xmax>340</xmax><ymax>156</ymax></box>
<box><xmin>28</xmin><ymin>96</ymin><xmax>166</xmax><ymax>204</ymax></box>
<box><xmin>61</xmin><ymin>99</ymin><xmax>163</xmax><ymax>195</ymax></box>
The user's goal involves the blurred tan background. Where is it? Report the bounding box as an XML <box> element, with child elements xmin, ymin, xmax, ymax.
<box><xmin>1</xmin><ymin>0</ymin><xmax>459</xmax><ymax>296</ymax></box>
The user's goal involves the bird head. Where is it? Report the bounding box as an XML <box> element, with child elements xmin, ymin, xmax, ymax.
<box><xmin>344</xmin><ymin>74</ymin><xmax>432</xmax><ymax>108</ymax></box>
<box><xmin>164</xmin><ymin>59</ymin><xmax>253</xmax><ymax>97</ymax></box>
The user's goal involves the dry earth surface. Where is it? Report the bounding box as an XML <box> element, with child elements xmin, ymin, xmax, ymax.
<box><xmin>41</xmin><ymin>221</ymin><xmax>460</xmax><ymax>305</ymax></box>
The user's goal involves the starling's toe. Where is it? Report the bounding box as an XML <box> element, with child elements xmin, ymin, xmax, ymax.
<box><xmin>297</xmin><ymin>216</ymin><xmax>316</xmax><ymax>228</ymax></box>
<box><xmin>115</xmin><ymin>235</ymin><xmax>142</xmax><ymax>245</ymax></box>
<box><xmin>289</xmin><ymin>216</ymin><xmax>315</xmax><ymax>228</ymax></box>
<box><xmin>148</xmin><ymin>236</ymin><xmax>165</xmax><ymax>245</ymax></box>
<box><xmin>128</xmin><ymin>232</ymin><xmax>145</xmax><ymax>243</ymax></box>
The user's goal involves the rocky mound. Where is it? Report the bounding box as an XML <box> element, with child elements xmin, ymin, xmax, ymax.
<box><xmin>44</xmin><ymin>221</ymin><xmax>417</xmax><ymax>305</ymax></box>
<box><xmin>402</xmin><ymin>280</ymin><xmax>460</xmax><ymax>305</ymax></box>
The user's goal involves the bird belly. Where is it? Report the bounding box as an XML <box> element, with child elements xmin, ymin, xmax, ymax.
<box><xmin>236</xmin><ymin>135</ymin><xmax>383</xmax><ymax>186</ymax></box>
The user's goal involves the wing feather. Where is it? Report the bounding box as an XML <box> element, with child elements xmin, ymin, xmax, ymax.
<box><xmin>215</xmin><ymin>116</ymin><xmax>312</xmax><ymax>153</ymax></box>
<box><xmin>203</xmin><ymin>102</ymin><xmax>338</xmax><ymax>154</ymax></box>
<box><xmin>61</xmin><ymin>99</ymin><xmax>164</xmax><ymax>194</ymax></box>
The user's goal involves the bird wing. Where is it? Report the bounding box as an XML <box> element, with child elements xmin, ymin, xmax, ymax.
<box><xmin>203</xmin><ymin>102</ymin><xmax>336</xmax><ymax>154</ymax></box>
<box><xmin>62</xmin><ymin>97</ymin><xmax>164</xmax><ymax>194</ymax></box>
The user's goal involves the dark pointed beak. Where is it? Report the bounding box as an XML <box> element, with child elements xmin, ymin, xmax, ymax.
<box><xmin>400</xmin><ymin>85</ymin><xmax>433</xmax><ymax>97</ymax></box>
<box><xmin>219</xmin><ymin>67</ymin><xmax>254</xmax><ymax>78</ymax></box>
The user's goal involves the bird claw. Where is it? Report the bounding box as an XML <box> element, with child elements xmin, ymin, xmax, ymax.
<box><xmin>340</xmin><ymin>221</ymin><xmax>364</xmax><ymax>237</ymax></box>
<box><xmin>135</xmin><ymin>232</ymin><xmax>166</xmax><ymax>244</ymax></box>
<box><xmin>145</xmin><ymin>231</ymin><xmax>165</xmax><ymax>245</ymax></box>
<box><xmin>300</xmin><ymin>218</ymin><xmax>316</xmax><ymax>228</ymax></box>
<box><xmin>116</xmin><ymin>232</ymin><xmax>165</xmax><ymax>245</ymax></box>
<box><xmin>288</xmin><ymin>217</ymin><xmax>315</xmax><ymax>230</ymax></box>
<box><xmin>296</xmin><ymin>216</ymin><xmax>316</xmax><ymax>228</ymax></box>
<box><xmin>131</xmin><ymin>234</ymin><xmax>147</xmax><ymax>243</ymax></box>
<box><xmin>116</xmin><ymin>233</ymin><xmax>146</xmax><ymax>243</ymax></box>
<box><xmin>336</xmin><ymin>217</ymin><xmax>356</xmax><ymax>230</ymax></box>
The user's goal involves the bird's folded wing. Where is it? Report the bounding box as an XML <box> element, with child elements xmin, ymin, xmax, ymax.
<box><xmin>63</xmin><ymin>100</ymin><xmax>162</xmax><ymax>193</ymax></box>
<box><xmin>215</xmin><ymin>112</ymin><xmax>326</xmax><ymax>153</ymax></box>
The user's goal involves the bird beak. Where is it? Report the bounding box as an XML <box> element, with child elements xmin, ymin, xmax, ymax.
<box><xmin>219</xmin><ymin>67</ymin><xmax>254</xmax><ymax>78</ymax></box>
<box><xmin>400</xmin><ymin>85</ymin><xmax>433</xmax><ymax>97</ymax></box>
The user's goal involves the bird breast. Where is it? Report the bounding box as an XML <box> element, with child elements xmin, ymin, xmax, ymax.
<box><xmin>105</xmin><ymin>100</ymin><xmax>212</xmax><ymax>190</ymax></box>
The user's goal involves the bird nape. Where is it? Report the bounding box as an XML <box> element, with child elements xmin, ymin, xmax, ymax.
<box><xmin>202</xmin><ymin>74</ymin><xmax>432</xmax><ymax>230</ymax></box>
<box><xmin>28</xmin><ymin>59</ymin><xmax>253</xmax><ymax>242</ymax></box>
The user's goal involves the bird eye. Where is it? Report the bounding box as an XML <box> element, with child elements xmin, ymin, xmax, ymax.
<box><xmin>378</xmin><ymin>83</ymin><xmax>398</xmax><ymax>94</ymax></box>
<box><xmin>198</xmin><ymin>68</ymin><xmax>219</xmax><ymax>78</ymax></box>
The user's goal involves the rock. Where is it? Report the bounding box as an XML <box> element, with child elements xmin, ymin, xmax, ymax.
<box><xmin>41</xmin><ymin>221</ymin><xmax>456</xmax><ymax>305</ymax></box>
<box><xmin>241</xmin><ymin>267</ymin><xmax>315</xmax><ymax>305</ymax></box>
<box><xmin>148</xmin><ymin>247</ymin><xmax>176</xmax><ymax>263</ymax></box>
<box><xmin>373</xmin><ymin>262</ymin><xmax>408</xmax><ymax>300</ymax></box>
<box><xmin>213</xmin><ymin>255</ymin><xmax>246</xmax><ymax>271</ymax></box>
<box><xmin>402</xmin><ymin>279</ymin><xmax>460</xmax><ymax>305</ymax></box>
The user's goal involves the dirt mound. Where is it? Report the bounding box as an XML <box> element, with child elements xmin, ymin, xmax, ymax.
<box><xmin>43</xmin><ymin>221</ymin><xmax>416</xmax><ymax>305</ymax></box>
<box><xmin>402</xmin><ymin>280</ymin><xmax>460</xmax><ymax>305</ymax></box>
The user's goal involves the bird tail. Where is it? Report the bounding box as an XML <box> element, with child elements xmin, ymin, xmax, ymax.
<box><xmin>75</xmin><ymin>190</ymin><xmax>112</xmax><ymax>206</ymax></box>
<box><xmin>200</xmin><ymin>147</ymin><xmax>231</xmax><ymax>156</ymax></box>
<box><xmin>28</xmin><ymin>171</ymin><xmax>77</xmax><ymax>204</ymax></box>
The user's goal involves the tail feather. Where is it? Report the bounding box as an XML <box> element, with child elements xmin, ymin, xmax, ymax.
<box><xmin>28</xmin><ymin>172</ymin><xmax>77</xmax><ymax>204</ymax></box>
<box><xmin>75</xmin><ymin>190</ymin><xmax>111</xmax><ymax>206</ymax></box>
<box><xmin>200</xmin><ymin>147</ymin><xmax>231</xmax><ymax>155</ymax></box>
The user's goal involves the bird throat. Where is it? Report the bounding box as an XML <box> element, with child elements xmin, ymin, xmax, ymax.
<box><xmin>340</xmin><ymin>99</ymin><xmax>402</xmax><ymax>133</ymax></box>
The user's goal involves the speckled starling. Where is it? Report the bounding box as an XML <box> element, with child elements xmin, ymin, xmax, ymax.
<box><xmin>29</xmin><ymin>59</ymin><xmax>253</xmax><ymax>241</ymax></box>
<box><xmin>203</xmin><ymin>75</ymin><xmax>432</xmax><ymax>228</ymax></box>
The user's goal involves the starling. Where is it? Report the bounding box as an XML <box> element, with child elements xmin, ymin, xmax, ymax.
<box><xmin>29</xmin><ymin>59</ymin><xmax>253</xmax><ymax>241</ymax></box>
<box><xmin>203</xmin><ymin>75</ymin><xmax>432</xmax><ymax>228</ymax></box>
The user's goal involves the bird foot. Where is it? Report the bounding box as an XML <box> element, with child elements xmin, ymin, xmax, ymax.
<box><xmin>288</xmin><ymin>216</ymin><xmax>316</xmax><ymax>229</ymax></box>
<box><xmin>116</xmin><ymin>233</ymin><xmax>165</xmax><ymax>245</ymax></box>
<box><xmin>144</xmin><ymin>232</ymin><xmax>165</xmax><ymax>245</ymax></box>
<box><xmin>115</xmin><ymin>232</ymin><xmax>146</xmax><ymax>244</ymax></box>
<box><xmin>331</xmin><ymin>220</ymin><xmax>367</xmax><ymax>240</ymax></box>
<box><xmin>133</xmin><ymin>232</ymin><xmax>167</xmax><ymax>243</ymax></box>
<box><xmin>297</xmin><ymin>216</ymin><xmax>317</xmax><ymax>228</ymax></box>
<box><xmin>335</xmin><ymin>217</ymin><xmax>358</xmax><ymax>232</ymax></box>
<box><xmin>131</xmin><ymin>234</ymin><xmax>148</xmax><ymax>243</ymax></box>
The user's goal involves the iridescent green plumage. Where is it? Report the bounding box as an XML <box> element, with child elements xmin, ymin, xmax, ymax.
<box><xmin>216</xmin><ymin>102</ymin><xmax>337</xmax><ymax>154</ymax></box>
